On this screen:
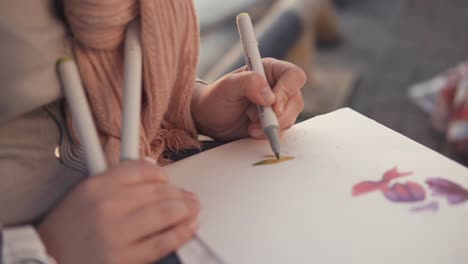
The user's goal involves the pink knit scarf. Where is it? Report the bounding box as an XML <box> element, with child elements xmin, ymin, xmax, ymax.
<box><xmin>63</xmin><ymin>0</ymin><xmax>200</xmax><ymax>165</ymax></box>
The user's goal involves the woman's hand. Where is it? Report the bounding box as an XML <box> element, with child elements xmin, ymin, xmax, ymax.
<box><xmin>192</xmin><ymin>58</ymin><xmax>306</xmax><ymax>141</ymax></box>
<box><xmin>37</xmin><ymin>160</ymin><xmax>200</xmax><ymax>264</ymax></box>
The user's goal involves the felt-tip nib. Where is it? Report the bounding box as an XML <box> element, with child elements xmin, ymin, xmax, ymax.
<box><xmin>275</xmin><ymin>152</ymin><xmax>280</xmax><ymax>160</ymax></box>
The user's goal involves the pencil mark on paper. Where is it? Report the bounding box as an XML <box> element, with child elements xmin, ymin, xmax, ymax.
<box><xmin>352</xmin><ymin>166</ymin><xmax>413</xmax><ymax>197</ymax></box>
<box><xmin>425</xmin><ymin>178</ymin><xmax>468</xmax><ymax>205</ymax></box>
<box><xmin>352</xmin><ymin>167</ymin><xmax>468</xmax><ymax>213</ymax></box>
<box><xmin>253</xmin><ymin>155</ymin><xmax>295</xmax><ymax>166</ymax></box>
<box><xmin>352</xmin><ymin>166</ymin><xmax>424</xmax><ymax>203</ymax></box>
<box><xmin>382</xmin><ymin>181</ymin><xmax>426</xmax><ymax>203</ymax></box>
<box><xmin>411</xmin><ymin>201</ymin><xmax>439</xmax><ymax>213</ymax></box>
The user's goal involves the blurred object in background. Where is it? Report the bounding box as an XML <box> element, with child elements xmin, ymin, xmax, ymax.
<box><xmin>195</xmin><ymin>0</ymin><xmax>276</xmax><ymax>32</ymax></box>
<box><xmin>195</xmin><ymin>0</ymin><xmax>342</xmax><ymax>81</ymax></box>
<box><xmin>331</xmin><ymin>0</ymin><xmax>352</xmax><ymax>8</ymax></box>
<box><xmin>195</xmin><ymin>0</ymin><xmax>358</xmax><ymax>119</ymax></box>
<box><xmin>409</xmin><ymin>61</ymin><xmax>468</xmax><ymax>157</ymax></box>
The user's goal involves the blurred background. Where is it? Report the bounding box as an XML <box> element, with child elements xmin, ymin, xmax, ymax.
<box><xmin>194</xmin><ymin>0</ymin><xmax>468</xmax><ymax>166</ymax></box>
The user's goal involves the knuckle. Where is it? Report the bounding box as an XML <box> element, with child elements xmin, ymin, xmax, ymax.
<box><xmin>219</xmin><ymin>74</ymin><xmax>232</xmax><ymax>85</ymax></box>
<box><xmin>280</xmin><ymin>119</ymin><xmax>295</xmax><ymax>130</ymax></box>
<box><xmin>245</xmin><ymin>72</ymin><xmax>265</xmax><ymax>88</ymax></box>
<box><xmin>220</xmin><ymin>73</ymin><xmax>238</xmax><ymax>89</ymax></box>
<box><xmin>295</xmin><ymin>68</ymin><xmax>307</xmax><ymax>86</ymax></box>
<box><xmin>262</xmin><ymin>57</ymin><xmax>276</xmax><ymax>65</ymax></box>
<box><xmin>285</xmin><ymin>123</ymin><xmax>294</xmax><ymax>130</ymax></box>
<box><xmin>275</xmin><ymin>86</ymin><xmax>291</xmax><ymax>103</ymax></box>
<box><xmin>297</xmin><ymin>98</ymin><xmax>305</xmax><ymax>112</ymax></box>
<box><xmin>157</xmin><ymin>185</ymin><xmax>182</xmax><ymax>199</ymax></box>
<box><xmin>134</xmin><ymin>160</ymin><xmax>168</xmax><ymax>183</ymax></box>
<box><xmin>172</xmin><ymin>188</ymin><xmax>187</xmax><ymax>199</ymax></box>
<box><xmin>157</xmin><ymin>202</ymin><xmax>189</xmax><ymax>223</ymax></box>
<box><xmin>278</xmin><ymin>86</ymin><xmax>291</xmax><ymax>101</ymax></box>
<box><xmin>217</xmin><ymin>75</ymin><xmax>238</xmax><ymax>98</ymax></box>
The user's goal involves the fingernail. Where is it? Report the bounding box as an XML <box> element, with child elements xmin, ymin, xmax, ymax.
<box><xmin>188</xmin><ymin>219</ymin><xmax>200</xmax><ymax>231</ymax></box>
<box><xmin>184</xmin><ymin>191</ymin><xmax>199</xmax><ymax>201</ymax></box>
<box><xmin>261</xmin><ymin>87</ymin><xmax>275</xmax><ymax>104</ymax></box>
<box><xmin>250</xmin><ymin>127</ymin><xmax>264</xmax><ymax>138</ymax></box>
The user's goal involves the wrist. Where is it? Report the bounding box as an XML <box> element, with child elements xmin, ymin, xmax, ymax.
<box><xmin>191</xmin><ymin>79</ymin><xmax>210</xmax><ymax>136</ymax></box>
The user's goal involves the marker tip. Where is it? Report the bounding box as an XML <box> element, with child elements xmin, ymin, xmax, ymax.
<box><xmin>275</xmin><ymin>152</ymin><xmax>280</xmax><ymax>160</ymax></box>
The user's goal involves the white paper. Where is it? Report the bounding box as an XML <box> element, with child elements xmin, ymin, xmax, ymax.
<box><xmin>177</xmin><ymin>237</ymin><xmax>224</xmax><ymax>264</ymax></box>
<box><xmin>169</xmin><ymin>108</ymin><xmax>468</xmax><ymax>264</ymax></box>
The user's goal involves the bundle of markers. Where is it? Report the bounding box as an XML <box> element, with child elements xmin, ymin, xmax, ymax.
<box><xmin>410</xmin><ymin>61</ymin><xmax>468</xmax><ymax>156</ymax></box>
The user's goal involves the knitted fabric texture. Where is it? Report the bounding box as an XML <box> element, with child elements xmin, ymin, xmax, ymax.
<box><xmin>63</xmin><ymin>0</ymin><xmax>200</xmax><ymax>165</ymax></box>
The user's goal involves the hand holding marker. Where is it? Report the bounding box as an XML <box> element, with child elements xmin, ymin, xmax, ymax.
<box><xmin>58</xmin><ymin>22</ymin><xmax>222</xmax><ymax>262</ymax></box>
<box><xmin>237</xmin><ymin>13</ymin><xmax>281</xmax><ymax>159</ymax></box>
<box><xmin>58</xmin><ymin>21</ymin><xmax>143</xmax><ymax>172</ymax></box>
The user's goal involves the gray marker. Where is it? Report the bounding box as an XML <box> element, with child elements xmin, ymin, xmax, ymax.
<box><xmin>121</xmin><ymin>21</ymin><xmax>143</xmax><ymax>161</ymax></box>
<box><xmin>57</xmin><ymin>58</ymin><xmax>108</xmax><ymax>175</ymax></box>
<box><xmin>237</xmin><ymin>13</ymin><xmax>281</xmax><ymax>159</ymax></box>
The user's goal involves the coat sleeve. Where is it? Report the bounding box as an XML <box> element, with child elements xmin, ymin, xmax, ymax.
<box><xmin>2</xmin><ymin>225</ymin><xmax>56</xmax><ymax>264</ymax></box>
<box><xmin>0</xmin><ymin>0</ymin><xmax>69</xmax><ymax>125</ymax></box>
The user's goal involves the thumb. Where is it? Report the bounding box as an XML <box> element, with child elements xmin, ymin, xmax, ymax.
<box><xmin>223</xmin><ymin>71</ymin><xmax>276</xmax><ymax>106</ymax></box>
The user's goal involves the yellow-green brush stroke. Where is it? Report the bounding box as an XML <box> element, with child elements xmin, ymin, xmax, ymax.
<box><xmin>253</xmin><ymin>155</ymin><xmax>295</xmax><ymax>166</ymax></box>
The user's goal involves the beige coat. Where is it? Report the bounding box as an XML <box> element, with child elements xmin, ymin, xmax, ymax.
<box><xmin>0</xmin><ymin>0</ymin><xmax>88</xmax><ymax>226</ymax></box>
<box><xmin>0</xmin><ymin>0</ymin><xmax>68</xmax><ymax>125</ymax></box>
<box><xmin>0</xmin><ymin>101</ymin><xmax>87</xmax><ymax>226</ymax></box>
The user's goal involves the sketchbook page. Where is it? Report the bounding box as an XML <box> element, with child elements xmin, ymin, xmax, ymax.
<box><xmin>177</xmin><ymin>237</ymin><xmax>224</xmax><ymax>264</ymax></box>
<box><xmin>168</xmin><ymin>108</ymin><xmax>468</xmax><ymax>264</ymax></box>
